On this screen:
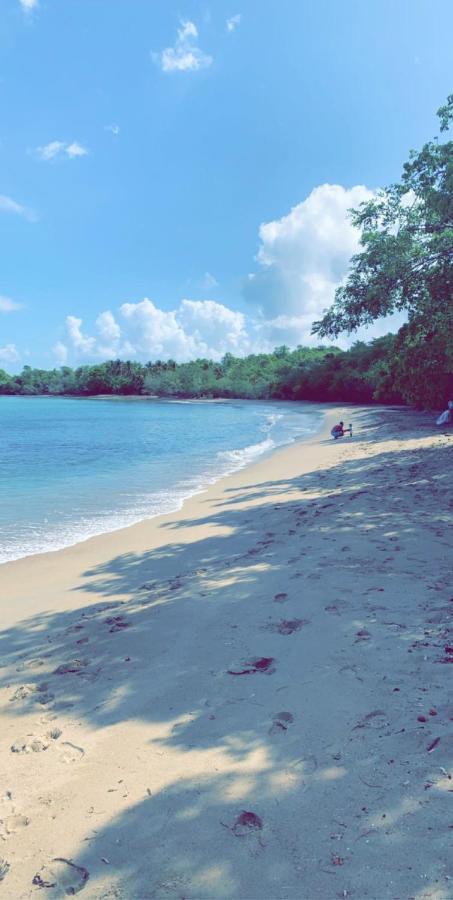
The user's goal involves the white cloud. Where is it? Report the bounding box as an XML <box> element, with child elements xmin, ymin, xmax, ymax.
<box><xmin>245</xmin><ymin>184</ymin><xmax>374</xmax><ymax>321</ymax></box>
<box><xmin>105</xmin><ymin>124</ymin><xmax>120</xmax><ymax>136</ymax></box>
<box><xmin>0</xmin><ymin>296</ymin><xmax>23</xmax><ymax>312</ymax></box>
<box><xmin>36</xmin><ymin>141</ymin><xmax>65</xmax><ymax>161</ymax></box>
<box><xmin>0</xmin><ymin>194</ymin><xmax>36</xmax><ymax>220</ymax></box>
<box><xmin>155</xmin><ymin>19</ymin><xmax>213</xmax><ymax>72</ymax></box>
<box><xmin>53</xmin><ymin>341</ymin><xmax>68</xmax><ymax>365</ymax></box>
<box><xmin>65</xmin><ymin>142</ymin><xmax>88</xmax><ymax>158</ymax></box>
<box><xmin>35</xmin><ymin>140</ymin><xmax>88</xmax><ymax>161</ymax></box>
<box><xmin>242</xmin><ymin>183</ymin><xmax>410</xmax><ymax>345</ymax></box>
<box><xmin>0</xmin><ymin>343</ymin><xmax>19</xmax><ymax>363</ymax></box>
<box><xmin>96</xmin><ymin>310</ymin><xmax>121</xmax><ymax>343</ymax></box>
<box><xmin>58</xmin><ymin>183</ymin><xmax>405</xmax><ymax>365</ymax></box>
<box><xmin>19</xmin><ymin>0</ymin><xmax>38</xmax><ymax>12</ymax></box>
<box><xmin>62</xmin><ymin>299</ymin><xmax>250</xmax><ymax>363</ymax></box>
<box><xmin>66</xmin><ymin>316</ymin><xmax>97</xmax><ymax>354</ymax></box>
<box><xmin>226</xmin><ymin>14</ymin><xmax>241</xmax><ymax>32</ymax></box>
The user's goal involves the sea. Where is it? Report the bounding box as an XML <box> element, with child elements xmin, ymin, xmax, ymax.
<box><xmin>0</xmin><ymin>396</ymin><xmax>323</xmax><ymax>564</ymax></box>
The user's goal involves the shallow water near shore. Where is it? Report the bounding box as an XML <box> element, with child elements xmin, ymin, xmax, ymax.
<box><xmin>0</xmin><ymin>396</ymin><xmax>322</xmax><ymax>563</ymax></box>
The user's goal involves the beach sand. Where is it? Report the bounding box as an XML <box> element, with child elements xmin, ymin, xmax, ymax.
<box><xmin>0</xmin><ymin>405</ymin><xmax>452</xmax><ymax>899</ymax></box>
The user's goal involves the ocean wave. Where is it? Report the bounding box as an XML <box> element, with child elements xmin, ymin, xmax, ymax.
<box><xmin>0</xmin><ymin>405</ymin><xmax>322</xmax><ymax>564</ymax></box>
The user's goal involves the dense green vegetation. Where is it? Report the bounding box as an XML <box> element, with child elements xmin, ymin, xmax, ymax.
<box><xmin>313</xmin><ymin>95</ymin><xmax>453</xmax><ymax>408</ymax></box>
<box><xmin>0</xmin><ymin>338</ymin><xmax>405</xmax><ymax>403</ymax></box>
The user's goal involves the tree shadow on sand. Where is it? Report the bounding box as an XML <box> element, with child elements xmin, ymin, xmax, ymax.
<box><xmin>0</xmin><ymin>420</ymin><xmax>452</xmax><ymax>898</ymax></box>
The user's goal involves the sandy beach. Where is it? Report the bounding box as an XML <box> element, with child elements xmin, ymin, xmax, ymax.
<box><xmin>0</xmin><ymin>405</ymin><xmax>452</xmax><ymax>900</ymax></box>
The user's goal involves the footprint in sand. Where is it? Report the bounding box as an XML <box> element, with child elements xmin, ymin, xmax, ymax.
<box><xmin>58</xmin><ymin>741</ymin><xmax>85</xmax><ymax>764</ymax></box>
<box><xmin>266</xmin><ymin>618</ymin><xmax>310</xmax><ymax>635</ymax></box>
<box><xmin>0</xmin><ymin>814</ymin><xmax>30</xmax><ymax>838</ymax></box>
<box><xmin>269</xmin><ymin>711</ymin><xmax>294</xmax><ymax>735</ymax></box>
<box><xmin>32</xmin><ymin>858</ymin><xmax>89</xmax><ymax>894</ymax></box>
<box><xmin>105</xmin><ymin>615</ymin><xmax>130</xmax><ymax>633</ymax></box>
<box><xmin>9</xmin><ymin>682</ymin><xmax>49</xmax><ymax>703</ymax></box>
<box><xmin>53</xmin><ymin>658</ymin><xmax>90</xmax><ymax>675</ymax></box>
<box><xmin>11</xmin><ymin>728</ymin><xmax>62</xmax><ymax>755</ymax></box>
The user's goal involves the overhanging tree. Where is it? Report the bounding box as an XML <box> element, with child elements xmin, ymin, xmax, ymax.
<box><xmin>312</xmin><ymin>95</ymin><xmax>453</xmax><ymax>407</ymax></box>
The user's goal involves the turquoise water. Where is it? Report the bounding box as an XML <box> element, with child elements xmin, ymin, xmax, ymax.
<box><xmin>0</xmin><ymin>397</ymin><xmax>322</xmax><ymax>564</ymax></box>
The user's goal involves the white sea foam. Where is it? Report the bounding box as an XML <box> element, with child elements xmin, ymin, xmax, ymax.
<box><xmin>0</xmin><ymin>405</ymin><xmax>322</xmax><ymax>564</ymax></box>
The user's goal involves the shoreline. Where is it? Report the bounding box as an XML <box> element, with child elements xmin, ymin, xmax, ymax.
<box><xmin>0</xmin><ymin>399</ymin><xmax>330</xmax><ymax>570</ymax></box>
<box><xmin>0</xmin><ymin>405</ymin><xmax>339</xmax><ymax>623</ymax></box>
<box><xmin>1</xmin><ymin>404</ymin><xmax>451</xmax><ymax>898</ymax></box>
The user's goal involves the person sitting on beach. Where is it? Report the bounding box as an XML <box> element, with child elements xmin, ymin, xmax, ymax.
<box><xmin>331</xmin><ymin>421</ymin><xmax>347</xmax><ymax>439</ymax></box>
<box><xmin>436</xmin><ymin>400</ymin><xmax>453</xmax><ymax>426</ymax></box>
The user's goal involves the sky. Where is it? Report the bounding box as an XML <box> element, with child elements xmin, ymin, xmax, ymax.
<box><xmin>0</xmin><ymin>0</ymin><xmax>452</xmax><ymax>371</ymax></box>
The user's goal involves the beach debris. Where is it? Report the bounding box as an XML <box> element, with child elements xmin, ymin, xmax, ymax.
<box><xmin>47</xmin><ymin>728</ymin><xmax>62</xmax><ymax>741</ymax></box>
<box><xmin>331</xmin><ymin>855</ymin><xmax>345</xmax><ymax>866</ymax></box>
<box><xmin>273</xmin><ymin>592</ymin><xmax>288</xmax><ymax>603</ymax></box>
<box><xmin>427</xmin><ymin>737</ymin><xmax>440</xmax><ymax>753</ymax></box>
<box><xmin>54</xmin><ymin>659</ymin><xmax>89</xmax><ymax>675</ymax></box>
<box><xmin>269</xmin><ymin>711</ymin><xmax>294</xmax><ymax>734</ymax></box>
<box><xmin>32</xmin><ymin>858</ymin><xmax>89</xmax><ymax>893</ymax></box>
<box><xmin>0</xmin><ymin>858</ymin><xmax>10</xmax><ymax>882</ymax></box>
<box><xmin>267</xmin><ymin>618</ymin><xmax>309</xmax><ymax>635</ymax></box>
<box><xmin>417</xmin><ymin>715</ymin><xmax>427</xmax><ymax>723</ymax></box>
<box><xmin>445</xmin><ymin>646</ymin><xmax>453</xmax><ymax>654</ymax></box>
<box><xmin>227</xmin><ymin>657</ymin><xmax>274</xmax><ymax>676</ymax></box>
<box><xmin>230</xmin><ymin>811</ymin><xmax>263</xmax><ymax>837</ymax></box>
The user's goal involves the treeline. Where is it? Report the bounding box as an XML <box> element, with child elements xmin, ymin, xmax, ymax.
<box><xmin>0</xmin><ymin>336</ymin><xmax>406</xmax><ymax>404</ymax></box>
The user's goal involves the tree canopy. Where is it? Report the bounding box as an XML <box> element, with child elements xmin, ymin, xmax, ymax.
<box><xmin>0</xmin><ymin>339</ymin><xmax>406</xmax><ymax>405</ymax></box>
<box><xmin>313</xmin><ymin>96</ymin><xmax>453</xmax><ymax>407</ymax></box>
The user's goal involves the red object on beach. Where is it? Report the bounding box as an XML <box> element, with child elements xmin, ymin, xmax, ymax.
<box><xmin>227</xmin><ymin>657</ymin><xmax>274</xmax><ymax>675</ymax></box>
<box><xmin>445</xmin><ymin>646</ymin><xmax>453</xmax><ymax>654</ymax></box>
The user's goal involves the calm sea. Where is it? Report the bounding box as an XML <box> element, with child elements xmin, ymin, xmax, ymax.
<box><xmin>0</xmin><ymin>397</ymin><xmax>323</xmax><ymax>564</ymax></box>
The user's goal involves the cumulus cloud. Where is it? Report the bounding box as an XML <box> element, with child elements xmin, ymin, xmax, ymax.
<box><xmin>0</xmin><ymin>194</ymin><xmax>36</xmax><ymax>221</ymax></box>
<box><xmin>61</xmin><ymin>299</ymin><xmax>250</xmax><ymax>363</ymax></box>
<box><xmin>66</xmin><ymin>316</ymin><xmax>97</xmax><ymax>355</ymax></box>
<box><xmin>244</xmin><ymin>184</ymin><xmax>374</xmax><ymax>323</ymax></box>
<box><xmin>0</xmin><ymin>343</ymin><xmax>19</xmax><ymax>363</ymax></box>
<box><xmin>155</xmin><ymin>19</ymin><xmax>213</xmax><ymax>72</ymax></box>
<box><xmin>35</xmin><ymin>141</ymin><xmax>88</xmax><ymax>161</ymax></box>
<box><xmin>96</xmin><ymin>310</ymin><xmax>121</xmax><ymax>344</ymax></box>
<box><xmin>226</xmin><ymin>14</ymin><xmax>241</xmax><ymax>32</ymax></box>
<box><xmin>242</xmin><ymin>183</ymin><xmax>409</xmax><ymax>346</ymax></box>
<box><xmin>57</xmin><ymin>183</ymin><xmax>405</xmax><ymax>366</ymax></box>
<box><xmin>0</xmin><ymin>296</ymin><xmax>23</xmax><ymax>312</ymax></box>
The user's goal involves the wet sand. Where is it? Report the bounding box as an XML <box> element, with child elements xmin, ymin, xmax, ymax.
<box><xmin>0</xmin><ymin>405</ymin><xmax>452</xmax><ymax>899</ymax></box>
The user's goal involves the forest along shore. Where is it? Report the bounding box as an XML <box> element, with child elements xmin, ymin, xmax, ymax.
<box><xmin>0</xmin><ymin>406</ymin><xmax>452</xmax><ymax>899</ymax></box>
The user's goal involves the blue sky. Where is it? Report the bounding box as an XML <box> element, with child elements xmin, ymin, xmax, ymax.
<box><xmin>0</xmin><ymin>0</ymin><xmax>452</xmax><ymax>370</ymax></box>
